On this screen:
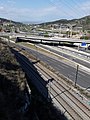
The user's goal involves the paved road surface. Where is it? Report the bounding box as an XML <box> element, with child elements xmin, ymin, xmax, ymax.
<box><xmin>20</xmin><ymin>46</ymin><xmax>90</xmax><ymax>88</ymax></box>
<box><xmin>38</xmin><ymin>45</ymin><xmax>90</xmax><ymax>69</ymax></box>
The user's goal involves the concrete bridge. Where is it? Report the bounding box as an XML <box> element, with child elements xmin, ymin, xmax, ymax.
<box><xmin>16</xmin><ymin>36</ymin><xmax>90</xmax><ymax>45</ymax></box>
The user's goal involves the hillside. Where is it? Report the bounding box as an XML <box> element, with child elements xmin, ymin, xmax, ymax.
<box><xmin>0</xmin><ymin>41</ymin><xmax>30</xmax><ymax>120</ymax></box>
<box><xmin>0</xmin><ymin>18</ymin><xmax>29</xmax><ymax>32</ymax></box>
<box><xmin>41</xmin><ymin>15</ymin><xmax>90</xmax><ymax>30</ymax></box>
<box><xmin>1</xmin><ymin>15</ymin><xmax>90</xmax><ymax>32</ymax></box>
<box><xmin>0</xmin><ymin>18</ymin><xmax>22</xmax><ymax>25</ymax></box>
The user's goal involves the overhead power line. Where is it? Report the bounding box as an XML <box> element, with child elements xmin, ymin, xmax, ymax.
<box><xmin>49</xmin><ymin>0</ymin><xmax>76</xmax><ymax>19</ymax></box>
<box><xmin>49</xmin><ymin>0</ymin><xmax>89</xmax><ymax>20</ymax></box>
<box><xmin>70</xmin><ymin>0</ymin><xmax>89</xmax><ymax>16</ymax></box>
<box><xmin>58</xmin><ymin>0</ymin><xmax>87</xmax><ymax>18</ymax></box>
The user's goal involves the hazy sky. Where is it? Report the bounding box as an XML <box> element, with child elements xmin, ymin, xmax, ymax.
<box><xmin>0</xmin><ymin>0</ymin><xmax>90</xmax><ymax>22</ymax></box>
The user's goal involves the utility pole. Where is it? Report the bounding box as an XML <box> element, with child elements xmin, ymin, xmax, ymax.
<box><xmin>70</xmin><ymin>25</ymin><xmax>72</xmax><ymax>38</ymax></box>
<box><xmin>59</xmin><ymin>24</ymin><xmax>62</xmax><ymax>36</ymax></box>
<box><xmin>75</xmin><ymin>65</ymin><xmax>79</xmax><ymax>87</ymax></box>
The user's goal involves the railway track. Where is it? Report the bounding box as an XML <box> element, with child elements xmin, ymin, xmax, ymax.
<box><xmin>50</xmin><ymin>87</ymin><xmax>82</xmax><ymax>120</ymax></box>
<box><xmin>12</xmin><ymin>48</ymin><xmax>90</xmax><ymax>120</ymax></box>
<box><xmin>35</xmin><ymin>63</ymin><xmax>90</xmax><ymax>120</ymax></box>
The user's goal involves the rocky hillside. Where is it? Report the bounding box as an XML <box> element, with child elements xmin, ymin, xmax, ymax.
<box><xmin>0</xmin><ymin>41</ymin><xmax>30</xmax><ymax>120</ymax></box>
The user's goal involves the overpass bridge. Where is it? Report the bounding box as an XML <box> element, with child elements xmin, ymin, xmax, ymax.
<box><xmin>16</xmin><ymin>36</ymin><xmax>90</xmax><ymax>45</ymax></box>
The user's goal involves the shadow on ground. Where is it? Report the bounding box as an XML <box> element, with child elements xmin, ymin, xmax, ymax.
<box><xmin>0</xmin><ymin>73</ymin><xmax>28</xmax><ymax>120</ymax></box>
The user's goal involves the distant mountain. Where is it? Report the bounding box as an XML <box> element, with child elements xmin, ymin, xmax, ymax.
<box><xmin>40</xmin><ymin>15</ymin><xmax>90</xmax><ymax>30</ymax></box>
<box><xmin>22</xmin><ymin>21</ymin><xmax>43</xmax><ymax>24</ymax></box>
<box><xmin>0</xmin><ymin>18</ymin><xmax>42</xmax><ymax>25</ymax></box>
<box><xmin>0</xmin><ymin>15</ymin><xmax>90</xmax><ymax>31</ymax></box>
<box><xmin>0</xmin><ymin>18</ymin><xmax>11</xmax><ymax>23</ymax></box>
<box><xmin>0</xmin><ymin>18</ymin><xmax>22</xmax><ymax>25</ymax></box>
<box><xmin>0</xmin><ymin>18</ymin><xmax>26</xmax><ymax>33</ymax></box>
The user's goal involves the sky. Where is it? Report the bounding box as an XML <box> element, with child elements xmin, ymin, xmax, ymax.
<box><xmin>0</xmin><ymin>0</ymin><xmax>90</xmax><ymax>23</ymax></box>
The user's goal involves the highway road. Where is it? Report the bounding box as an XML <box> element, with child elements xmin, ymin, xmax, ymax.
<box><xmin>37</xmin><ymin>44</ymin><xmax>90</xmax><ymax>69</ymax></box>
<box><xmin>18</xmin><ymin>45</ymin><xmax>90</xmax><ymax>88</ymax></box>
